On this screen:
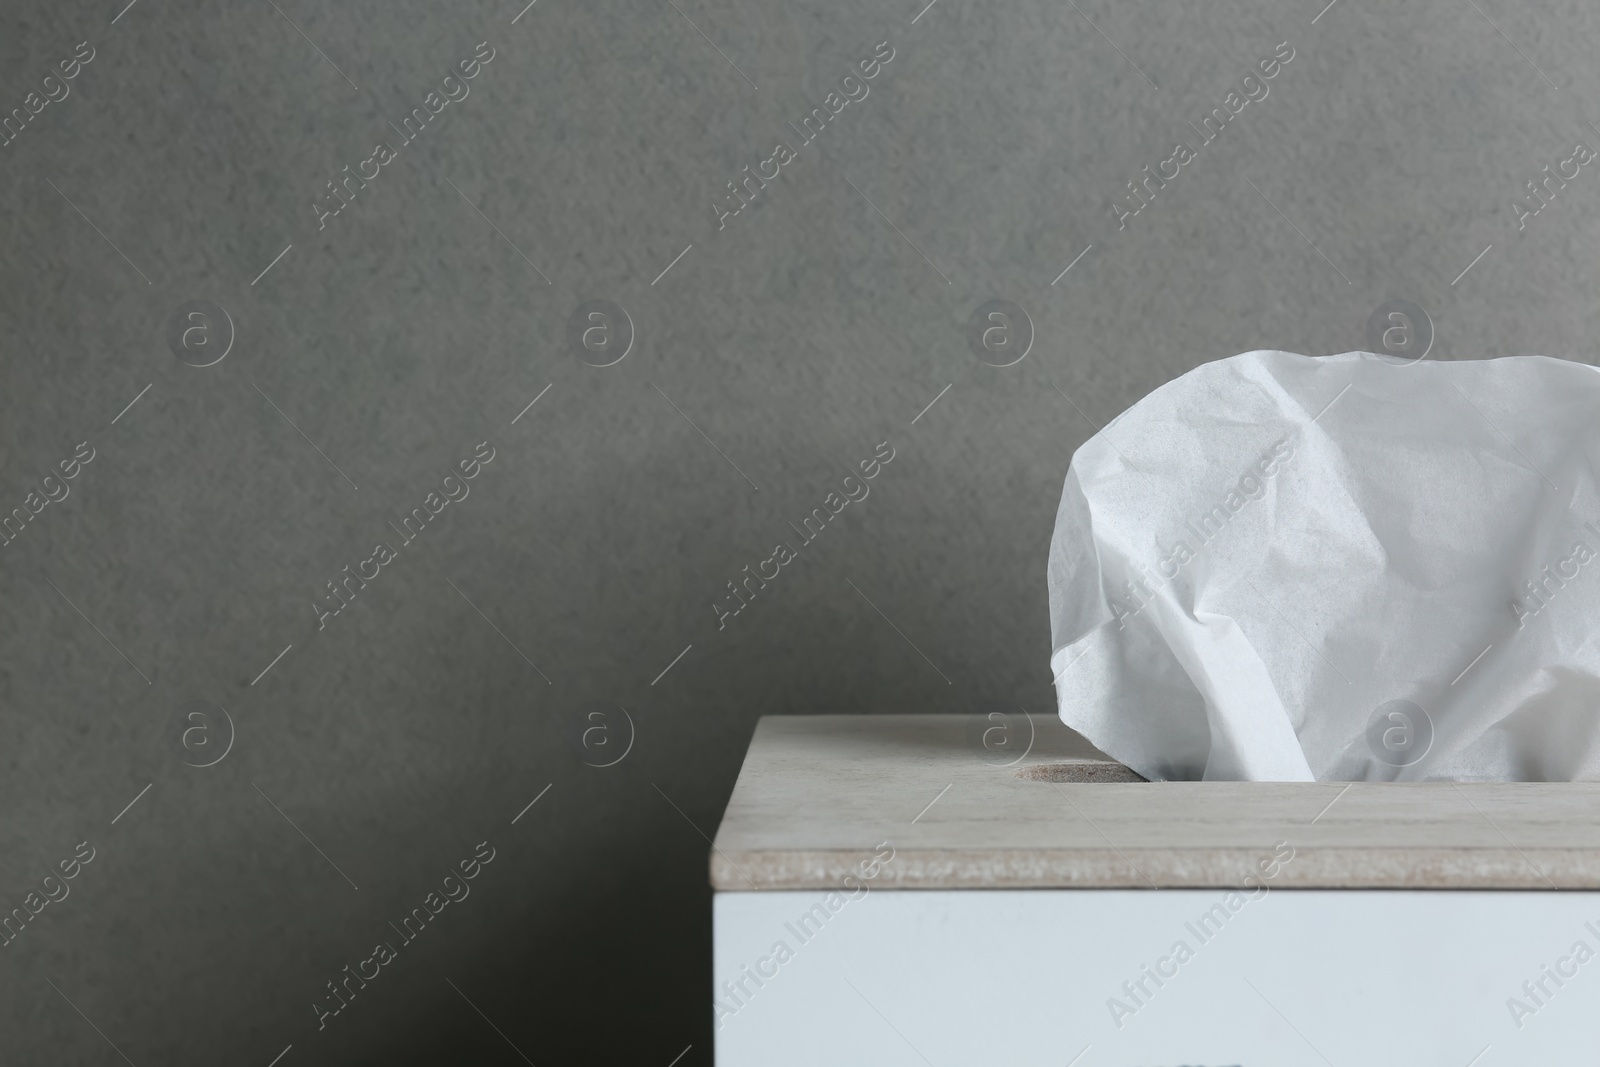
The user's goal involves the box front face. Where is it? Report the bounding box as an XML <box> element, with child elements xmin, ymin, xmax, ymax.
<box><xmin>714</xmin><ymin>888</ymin><xmax>1600</xmax><ymax>1066</ymax></box>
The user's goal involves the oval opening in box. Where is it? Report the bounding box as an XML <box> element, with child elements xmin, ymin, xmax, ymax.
<box><xmin>1012</xmin><ymin>761</ymin><xmax>1146</xmax><ymax>783</ymax></box>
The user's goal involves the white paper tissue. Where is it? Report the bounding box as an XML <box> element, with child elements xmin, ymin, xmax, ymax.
<box><xmin>1047</xmin><ymin>350</ymin><xmax>1600</xmax><ymax>782</ymax></box>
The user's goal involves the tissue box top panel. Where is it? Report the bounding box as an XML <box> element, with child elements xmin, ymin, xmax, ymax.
<box><xmin>709</xmin><ymin>714</ymin><xmax>1600</xmax><ymax>891</ymax></box>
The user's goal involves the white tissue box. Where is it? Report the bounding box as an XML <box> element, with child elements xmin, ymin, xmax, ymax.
<box><xmin>710</xmin><ymin>715</ymin><xmax>1600</xmax><ymax>1065</ymax></box>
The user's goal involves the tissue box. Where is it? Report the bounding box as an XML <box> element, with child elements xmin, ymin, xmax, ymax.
<box><xmin>711</xmin><ymin>714</ymin><xmax>1600</xmax><ymax>1065</ymax></box>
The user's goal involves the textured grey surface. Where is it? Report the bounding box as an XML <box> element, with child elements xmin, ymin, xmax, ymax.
<box><xmin>0</xmin><ymin>0</ymin><xmax>1597</xmax><ymax>1063</ymax></box>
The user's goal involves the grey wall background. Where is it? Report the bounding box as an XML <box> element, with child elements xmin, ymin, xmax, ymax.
<box><xmin>1</xmin><ymin>0</ymin><xmax>1597</xmax><ymax>1062</ymax></box>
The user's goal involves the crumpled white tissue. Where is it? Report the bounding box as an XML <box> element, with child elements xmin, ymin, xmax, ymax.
<box><xmin>1047</xmin><ymin>350</ymin><xmax>1600</xmax><ymax>782</ymax></box>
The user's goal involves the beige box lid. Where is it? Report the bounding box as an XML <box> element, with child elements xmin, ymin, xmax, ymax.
<box><xmin>710</xmin><ymin>714</ymin><xmax>1600</xmax><ymax>891</ymax></box>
